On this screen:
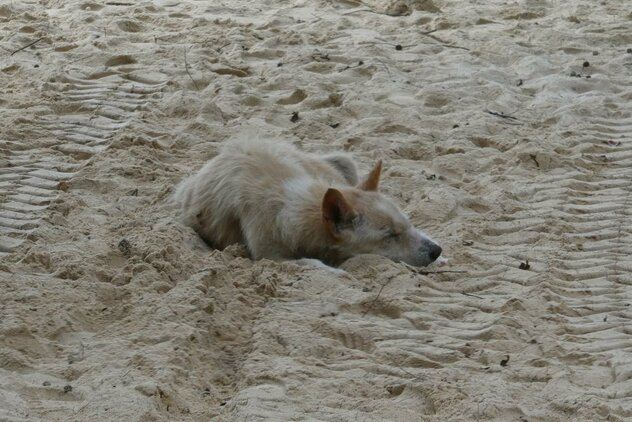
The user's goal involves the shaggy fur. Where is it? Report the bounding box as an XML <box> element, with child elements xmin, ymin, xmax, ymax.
<box><xmin>174</xmin><ymin>138</ymin><xmax>442</xmax><ymax>267</ymax></box>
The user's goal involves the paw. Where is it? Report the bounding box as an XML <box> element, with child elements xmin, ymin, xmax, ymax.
<box><xmin>292</xmin><ymin>258</ymin><xmax>347</xmax><ymax>275</ymax></box>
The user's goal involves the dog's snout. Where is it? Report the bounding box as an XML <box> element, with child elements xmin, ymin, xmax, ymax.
<box><xmin>428</xmin><ymin>244</ymin><xmax>442</xmax><ymax>262</ymax></box>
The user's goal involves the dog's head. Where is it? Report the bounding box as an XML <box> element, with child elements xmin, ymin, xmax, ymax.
<box><xmin>322</xmin><ymin>160</ymin><xmax>442</xmax><ymax>267</ymax></box>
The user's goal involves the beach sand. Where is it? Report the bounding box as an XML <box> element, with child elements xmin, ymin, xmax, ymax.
<box><xmin>1</xmin><ymin>0</ymin><xmax>631</xmax><ymax>420</ymax></box>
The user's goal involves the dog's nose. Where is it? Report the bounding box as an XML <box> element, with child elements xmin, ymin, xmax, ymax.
<box><xmin>428</xmin><ymin>244</ymin><xmax>442</xmax><ymax>261</ymax></box>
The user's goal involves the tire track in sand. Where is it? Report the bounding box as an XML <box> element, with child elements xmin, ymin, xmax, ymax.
<box><xmin>466</xmin><ymin>88</ymin><xmax>632</xmax><ymax>412</ymax></box>
<box><xmin>547</xmin><ymin>112</ymin><xmax>632</xmax><ymax>402</ymax></box>
<box><xmin>0</xmin><ymin>74</ymin><xmax>166</xmax><ymax>254</ymax></box>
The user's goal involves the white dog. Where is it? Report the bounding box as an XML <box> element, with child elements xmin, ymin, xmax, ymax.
<box><xmin>174</xmin><ymin>138</ymin><xmax>442</xmax><ymax>268</ymax></box>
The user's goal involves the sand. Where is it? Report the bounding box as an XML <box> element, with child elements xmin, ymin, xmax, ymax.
<box><xmin>1</xmin><ymin>0</ymin><xmax>631</xmax><ymax>420</ymax></box>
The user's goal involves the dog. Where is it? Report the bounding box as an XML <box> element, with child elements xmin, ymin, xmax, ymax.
<box><xmin>174</xmin><ymin>138</ymin><xmax>442</xmax><ymax>269</ymax></box>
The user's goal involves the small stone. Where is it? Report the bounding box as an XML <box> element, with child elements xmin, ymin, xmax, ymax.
<box><xmin>43</xmin><ymin>381</ymin><xmax>51</xmax><ymax>387</ymax></box>
<box><xmin>570</xmin><ymin>71</ymin><xmax>577</xmax><ymax>77</ymax></box>
<box><xmin>63</xmin><ymin>385</ymin><xmax>73</xmax><ymax>393</ymax></box>
<box><xmin>118</xmin><ymin>238</ymin><xmax>131</xmax><ymax>257</ymax></box>
<box><xmin>135</xmin><ymin>383</ymin><xmax>158</xmax><ymax>397</ymax></box>
<box><xmin>386</xmin><ymin>384</ymin><xmax>405</xmax><ymax>396</ymax></box>
<box><xmin>592</xmin><ymin>51</ymin><xmax>599</xmax><ymax>56</ymax></box>
<box><xmin>627</xmin><ymin>48</ymin><xmax>632</xmax><ymax>54</ymax></box>
<box><xmin>582</xmin><ymin>61</ymin><xmax>590</xmax><ymax>67</ymax></box>
<box><xmin>395</xmin><ymin>44</ymin><xmax>403</xmax><ymax>51</ymax></box>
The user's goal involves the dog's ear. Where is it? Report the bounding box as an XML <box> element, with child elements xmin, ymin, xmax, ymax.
<box><xmin>358</xmin><ymin>160</ymin><xmax>382</xmax><ymax>191</ymax></box>
<box><xmin>322</xmin><ymin>188</ymin><xmax>356</xmax><ymax>235</ymax></box>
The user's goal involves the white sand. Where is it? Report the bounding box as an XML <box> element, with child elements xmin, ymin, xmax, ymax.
<box><xmin>1</xmin><ymin>0</ymin><xmax>632</xmax><ymax>420</ymax></box>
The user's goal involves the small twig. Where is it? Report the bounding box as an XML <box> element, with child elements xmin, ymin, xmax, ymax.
<box><xmin>374</xmin><ymin>58</ymin><xmax>392</xmax><ymax>78</ymax></box>
<box><xmin>338</xmin><ymin>60</ymin><xmax>364</xmax><ymax>72</ymax></box>
<box><xmin>395</xmin><ymin>365</ymin><xmax>422</xmax><ymax>381</ymax></box>
<box><xmin>402</xmin><ymin>262</ymin><xmax>467</xmax><ymax>276</ymax></box>
<box><xmin>10</xmin><ymin>37</ymin><xmax>43</xmax><ymax>56</ymax></box>
<box><xmin>415</xmin><ymin>269</ymin><xmax>467</xmax><ymax>275</ymax></box>
<box><xmin>462</xmin><ymin>292</ymin><xmax>484</xmax><ymax>299</ymax></box>
<box><xmin>435</xmin><ymin>42</ymin><xmax>470</xmax><ymax>51</ymax></box>
<box><xmin>419</xmin><ymin>31</ymin><xmax>470</xmax><ymax>51</ymax></box>
<box><xmin>184</xmin><ymin>47</ymin><xmax>200</xmax><ymax>91</ymax></box>
<box><xmin>75</xmin><ymin>401</ymin><xmax>91</xmax><ymax>413</ymax></box>
<box><xmin>216</xmin><ymin>42</ymin><xmax>230</xmax><ymax>52</ymax></box>
<box><xmin>361</xmin><ymin>276</ymin><xmax>396</xmax><ymax>317</ymax></box>
<box><xmin>342</xmin><ymin>8</ymin><xmax>380</xmax><ymax>16</ymax></box>
<box><xmin>484</xmin><ymin>110</ymin><xmax>518</xmax><ymax>120</ymax></box>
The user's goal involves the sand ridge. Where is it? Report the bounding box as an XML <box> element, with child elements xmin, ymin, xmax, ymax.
<box><xmin>1</xmin><ymin>0</ymin><xmax>631</xmax><ymax>420</ymax></box>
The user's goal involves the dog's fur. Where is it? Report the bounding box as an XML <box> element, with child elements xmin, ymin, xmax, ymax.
<box><xmin>174</xmin><ymin>138</ymin><xmax>442</xmax><ymax>267</ymax></box>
